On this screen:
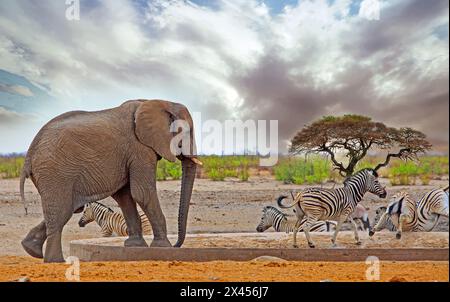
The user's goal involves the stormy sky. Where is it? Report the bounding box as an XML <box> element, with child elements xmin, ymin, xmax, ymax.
<box><xmin>0</xmin><ymin>0</ymin><xmax>448</xmax><ymax>154</ymax></box>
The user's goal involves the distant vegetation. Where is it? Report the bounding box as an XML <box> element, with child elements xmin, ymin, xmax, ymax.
<box><xmin>1</xmin><ymin>154</ymin><xmax>448</xmax><ymax>185</ymax></box>
<box><xmin>0</xmin><ymin>156</ymin><xmax>24</xmax><ymax>179</ymax></box>
<box><xmin>358</xmin><ymin>156</ymin><xmax>448</xmax><ymax>186</ymax></box>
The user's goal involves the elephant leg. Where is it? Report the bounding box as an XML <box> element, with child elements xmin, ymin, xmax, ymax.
<box><xmin>130</xmin><ymin>163</ymin><xmax>171</xmax><ymax>248</ymax></box>
<box><xmin>21</xmin><ymin>220</ymin><xmax>47</xmax><ymax>259</ymax></box>
<box><xmin>112</xmin><ymin>184</ymin><xmax>148</xmax><ymax>247</ymax></box>
<box><xmin>42</xmin><ymin>195</ymin><xmax>73</xmax><ymax>263</ymax></box>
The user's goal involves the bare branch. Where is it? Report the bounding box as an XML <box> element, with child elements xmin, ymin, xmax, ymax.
<box><xmin>374</xmin><ymin>148</ymin><xmax>411</xmax><ymax>171</ymax></box>
<box><xmin>320</xmin><ymin>145</ymin><xmax>345</xmax><ymax>172</ymax></box>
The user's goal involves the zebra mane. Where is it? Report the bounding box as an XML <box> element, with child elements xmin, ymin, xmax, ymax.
<box><xmin>344</xmin><ymin>168</ymin><xmax>377</xmax><ymax>186</ymax></box>
<box><xmin>264</xmin><ymin>206</ymin><xmax>288</xmax><ymax>220</ymax></box>
<box><xmin>90</xmin><ymin>201</ymin><xmax>114</xmax><ymax>213</ymax></box>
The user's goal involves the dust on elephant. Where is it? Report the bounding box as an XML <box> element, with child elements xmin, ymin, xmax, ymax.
<box><xmin>20</xmin><ymin>99</ymin><xmax>202</xmax><ymax>263</ymax></box>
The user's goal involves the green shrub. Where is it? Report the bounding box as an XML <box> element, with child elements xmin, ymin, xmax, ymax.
<box><xmin>0</xmin><ymin>157</ymin><xmax>25</xmax><ymax>179</ymax></box>
<box><xmin>207</xmin><ymin>168</ymin><xmax>226</xmax><ymax>181</ymax></box>
<box><xmin>274</xmin><ymin>156</ymin><xmax>331</xmax><ymax>184</ymax></box>
<box><xmin>238</xmin><ymin>164</ymin><xmax>250</xmax><ymax>182</ymax></box>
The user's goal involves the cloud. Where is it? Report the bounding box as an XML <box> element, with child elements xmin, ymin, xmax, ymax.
<box><xmin>0</xmin><ymin>106</ymin><xmax>27</xmax><ymax>125</ymax></box>
<box><xmin>0</xmin><ymin>83</ymin><xmax>34</xmax><ymax>97</ymax></box>
<box><xmin>0</xmin><ymin>0</ymin><xmax>448</xmax><ymax>153</ymax></box>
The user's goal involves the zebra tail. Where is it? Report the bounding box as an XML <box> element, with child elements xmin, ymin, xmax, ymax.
<box><xmin>277</xmin><ymin>195</ymin><xmax>299</xmax><ymax>209</ymax></box>
<box><xmin>442</xmin><ymin>185</ymin><xmax>449</xmax><ymax>192</ymax></box>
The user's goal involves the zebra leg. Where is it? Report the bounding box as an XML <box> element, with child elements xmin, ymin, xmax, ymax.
<box><xmin>396</xmin><ymin>214</ymin><xmax>406</xmax><ymax>239</ymax></box>
<box><xmin>292</xmin><ymin>212</ymin><xmax>305</xmax><ymax>248</ymax></box>
<box><xmin>303</xmin><ymin>218</ymin><xmax>318</xmax><ymax>248</ymax></box>
<box><xmin>349</xmin><ymin>218</ymin><xmax>362</xmax><ymax>245</ymax></box>
<box><xmin>369</xmin><ymin>212</ymin><xmax>389</xmax><ymax>237</ymax></box>
<box><xmin>331</xmin><ymin>217</ymin><xmax>346</xmax><ymax>247</ymax></box>
<box><xmin>112</xmin><ymin>184</ymin><xmax>148</xmax><ymax>247</ymax></box>
<box><xmin>292</xmin><ymin>225</ymin><xmax>299</xmax><ymax>248</ymax></box>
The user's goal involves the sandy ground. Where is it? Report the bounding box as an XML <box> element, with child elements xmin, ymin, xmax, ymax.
<box><xmin>0</xmin><ymin>256</ymin><xmax>447</xmax><ymax>282</ymax></box>
<box><xmin>0</xmin><ymin>177</ymin><xmax>448</xmax><ymax>282</ymax></box>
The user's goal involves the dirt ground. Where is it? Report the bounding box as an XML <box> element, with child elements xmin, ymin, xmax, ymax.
<box><xmin>0</xmin><ymin>256</ymin><xmax>448</xmax><ymax>282</ymax></box>
<box><xmin>0</xmin><ymin>176</ymin><xmax>448</xmax><ymax>282</ymax></box>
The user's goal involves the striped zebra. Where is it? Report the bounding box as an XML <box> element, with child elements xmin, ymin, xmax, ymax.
<box><xmin>256</xmin><ymin>206</ymin><xmax>336</xmax><ymax>234</ymax></box>
<box><xmin>78</xmin><ymin>202</ymin><xmax>152</xmax><ymax>237</ymax></box>
<box><xmin>372</xmin><ymin>206</ymin><xmax>397</xmax><ymax>232</ymax></box>
<box><xmin>277</xmin><ymin>169</ymin><xmax>386</xmax><ymax>248</ymax></box>
<box><xmin>370</xmin><ymin>186</ymin><xmax>449</xmax><ymax>238</ymax></box>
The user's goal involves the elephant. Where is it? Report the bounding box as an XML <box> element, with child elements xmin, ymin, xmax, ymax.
<box><xmin>20</xmin><ymin>99</ymin><xmax>202</xmax><ymax>263</ymax></box>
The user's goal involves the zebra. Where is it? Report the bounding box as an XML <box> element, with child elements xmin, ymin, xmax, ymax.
<box><xmin>293</xmin><ymin>203</ymin><xmax>370</xmax><ymax>230</ymax></box>
<box><xmin>372</xmin><ymin>206</ymin><xmax>397</xmax><ymax>232</ymax></box>
<box><xmin>256</xmin><ymin>206</ymin><xmax>336</xmax><ymax>234</ymax></box>
<box><xmin>277</xmin><ymin>169</ymin><xmax>386</xmax><ymax>248</ymax></box>
<box><xmin>78</xmin><ymin>202</ymin><xmax>152</xmax><ymax>237</ymax></box>
<box><xmin>370</xmin><ymin>186</ymin><xmax>449</xmax><ymax>238</ymax></box>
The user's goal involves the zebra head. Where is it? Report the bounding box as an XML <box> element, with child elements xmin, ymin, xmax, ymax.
<box><xmin>364</xmin><ymin>169</ymin><xmax>387</xmax><ymax>198</ymax></box>
<box><xmin>373</xmin><ymin>206</ymin><xmax>387</xmax><ymax>226</ymax></box>
<box><xmin>78</xmin><ymin>203</ymin><xmax>95</xmax><ymax>227</ymax></box>
<box><xmin>256</xmin><ymin>206</ymin><xmax>285</xmax><ymax>232</ymax></box>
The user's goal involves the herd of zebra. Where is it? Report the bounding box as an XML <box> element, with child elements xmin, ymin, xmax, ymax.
<box><xmin>259</xmin><ymin>169</ymin><xmax>448</xmax><ymax>248</ymax></box>
<box><xmin>78</xmin><ymin>168</ymin><xmax>448</xmax><ymax>248</ymax></box>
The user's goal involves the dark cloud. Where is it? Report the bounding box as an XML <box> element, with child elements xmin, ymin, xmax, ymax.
<box><xmin>230</xmin><ymin>0</ymin><xmax>449</xmax><ymax>153</ymax></box>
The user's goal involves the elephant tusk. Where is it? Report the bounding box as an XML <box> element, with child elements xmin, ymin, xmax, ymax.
<box><xmin>190</xmin><ymin>158</ymin><xmax>203</xmax><ymax>166</ymax></box>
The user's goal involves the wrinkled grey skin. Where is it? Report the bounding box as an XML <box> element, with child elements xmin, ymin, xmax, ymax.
<box><xmin>20</xmin><ymin>99</ymin><xmax>199</xmax><ymax>263</ymax></box>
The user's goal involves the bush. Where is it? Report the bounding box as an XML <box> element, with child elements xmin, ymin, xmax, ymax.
<box><xmin>156</xmin><ymin>160</ymin><xmax>182</xmax><ymax>180</ymax></box>
<box><xmin>238</xmin><ymin>164</ymin><xmax>250</xmax><ymax>182</ymax></box>
<box><xmin>0</xmin><ymin>157</ymin><xmax>25</xmax><ymax>179</ymax></box>
<box><xmin>207</xmin><ymin>168</ymin><xmax>226</xmax><ymax>181</ymax></box>
<box><xmin>274</xmin><ymin>157</ymin><xmax>330</xmax><ymax>184</ymax></box>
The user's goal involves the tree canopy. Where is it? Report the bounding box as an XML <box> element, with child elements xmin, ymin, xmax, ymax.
<box><xmin>289</xmin><ymin>114</ymin><xmax>432</xmax><ymax>177</ymax></box>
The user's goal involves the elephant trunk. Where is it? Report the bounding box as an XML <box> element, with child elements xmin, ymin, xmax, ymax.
<box><xmin>174</xmin><ymin>158</ymin><xmax>197</xmax><ymax>247</ymax></box>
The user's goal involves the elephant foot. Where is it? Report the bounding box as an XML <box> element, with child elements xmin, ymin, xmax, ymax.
<box><xmin>150</xmin><ymin>237</ymin><xmax>172</xmax><ymax>248</ymax></box>
<box><xmin>124</xmin><ymin>236</ymin><xmax>148</xmax><ymax>248</ymax></box>
<box><xmin>21</xmin><ymin>238</ymin><xmax>44</xmax><ymax>259</ymax></box>
<box><xmin>44</xmin><ymin>256</ymin><xmax>65</xmax><ymax>263</ymax></box>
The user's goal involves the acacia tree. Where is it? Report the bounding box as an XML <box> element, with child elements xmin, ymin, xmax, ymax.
<box><xmin>289</xmin><ymin>115</ymin><xmax>432</xmax><ymax>177</ymax></box>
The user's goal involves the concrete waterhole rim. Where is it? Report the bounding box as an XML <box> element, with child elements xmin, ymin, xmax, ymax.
<box><xmin>70</xmin><ymin>232</ymin><xmax>449</xmax><ymax>262</ymax></box>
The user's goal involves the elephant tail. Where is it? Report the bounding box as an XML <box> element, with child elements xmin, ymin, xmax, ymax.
<box><xmin>20</xmin><ymin>159</ymin><xmax>31</xmax><ymax>216</ymax></box>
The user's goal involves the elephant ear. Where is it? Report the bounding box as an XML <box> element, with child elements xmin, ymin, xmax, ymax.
<box><xmin>134</xmin><ymin>101</ymin><xmax>177</xmax><ymax>162</ymax></box>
